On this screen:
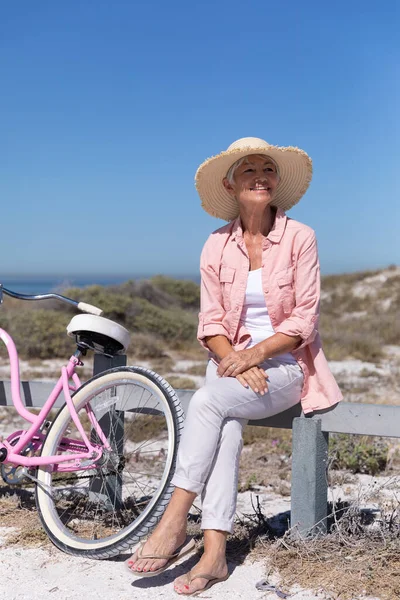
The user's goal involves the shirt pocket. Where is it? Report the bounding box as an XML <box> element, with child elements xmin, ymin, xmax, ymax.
<box><xmin>219</xmin><ymin>265</ymin><xmax>235</xmax><ymax>311</ymax></box>
<box><xmin>276</xmin><ymin>266</ymin><xmax>295</xmax><ymax>315</ymax></box>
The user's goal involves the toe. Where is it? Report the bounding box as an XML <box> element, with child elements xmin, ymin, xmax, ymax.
<box><xmin>126</xmin><ymin>551</ymin><xmax>138</xmax><ymax>568</ymax></box>
<box><xmin>173</xmin><ymin>574</ymin><xmax>190</xmax><ymax>594</ymax></box>
<box><xmin>148</xmin><ymin>559</ymin><xmax>162</xmax><ymax>572</ymax></box>
<box><xmin>134</xmin><ymin>558</ymin><xmax>146</xmax><ymax>572</ymax></box>
<box><xmin>141</xmin><ymin>559</ymin><xmax>153</xmax><ymax>573</ymax></box>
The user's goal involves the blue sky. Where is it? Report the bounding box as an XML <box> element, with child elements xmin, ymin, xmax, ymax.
<box><xmin>1</xmin><ymin>1</ymin><xmax>399</xmax><ymax>279</ymax></box>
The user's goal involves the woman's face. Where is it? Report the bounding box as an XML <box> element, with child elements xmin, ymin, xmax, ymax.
<box><xmin>223</xmin><ymin>154</ymin><xmax>280</xmax><ymax>209</ymax></box>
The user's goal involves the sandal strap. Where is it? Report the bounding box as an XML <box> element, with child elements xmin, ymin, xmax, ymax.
<box><xmin>188</xmin><ymin>572</ymin><xmax>218</xmax><ymax>584</ymax></box>
<box><xmin>137</xmin><ymin>538</ymin><xmax>191</xmax><ymax>561</ymax></box>
<box><xmin>137</xmin><ymin>548</ymin><xmax>180</xmax><ymax>560</ymax></box>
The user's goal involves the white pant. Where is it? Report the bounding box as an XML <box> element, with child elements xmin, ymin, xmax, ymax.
<box><xmin>171</xmin><ymin>358</ymin><xmax>303</xmax><ymax>533</ymax></box>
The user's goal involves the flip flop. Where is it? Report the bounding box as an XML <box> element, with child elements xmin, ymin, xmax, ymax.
<box><xmin>175</xmin><ymin>571</ymin><xmax>230</xmax><ymax>596</ymax></box>
<box><xmin>125</xmin><ymin>536</ymin><xmax>196</xmax><ymax>578</ymax></box>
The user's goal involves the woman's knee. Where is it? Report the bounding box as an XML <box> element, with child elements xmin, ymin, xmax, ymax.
<box><xmin>219</xmin><ymin>418</ymin><xmax>244</xmax><ymax>453</ymax></box>
<box><xmin>187</xmin><ymin>385</ymin><xmax>222</xmax><ymax>418</ymax></box>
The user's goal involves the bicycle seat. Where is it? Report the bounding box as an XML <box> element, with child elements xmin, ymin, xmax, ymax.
<box><xmin>66</xmin><ymin>315</ymin><xmax>130</xmax><ymax>355</ymax></box>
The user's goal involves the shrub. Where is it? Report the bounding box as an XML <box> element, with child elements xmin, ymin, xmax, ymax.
<box><xmin>118</xmin><ymin>280</ymin><xmax>177</xmax><ymax>309</ymax></box>
<box><xmin>2</xmin><ymin>309</ymin><xmax>75</xmax><ymax>359</ymax></box>
<box><xmin>129</xmin><ymin>299</ymin><xmax>197</xmax><ymax>347</ymax></box>
<box><xmin>151</xmin><ymin>276</ymin><xmax>200</xmax><ymax>309</ymax></box>
<box><xmin>329</xmin><ymin>434</ymin><xmax>388</xmax><ymax>475</ymax></box>
<box><xmin>65</xmin><ymin>285</ymin><xmax>132</xmax><ymax>321</ymax></box>
<box><xmin>319</xmin><ymin>313</ymin><xmax>385</xmax><ymax>362</ymax></box>
<box><xmin>129</xmin><ymin>333</ymin><xmax>166</xmax><ymax>359</ymax></box>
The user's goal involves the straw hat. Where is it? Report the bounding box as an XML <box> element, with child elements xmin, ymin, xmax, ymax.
<box><xmin>195</xmin><ymin>137</ymin><xmax>313</xmax><ymax>221</ymax></box>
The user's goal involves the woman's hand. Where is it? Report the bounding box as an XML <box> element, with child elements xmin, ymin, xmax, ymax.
<box><xmin>236</xmin><ymin>366</ymin><xmax>269</xmax><ymax>395</ymax></box>
<box><xmin>217</xmin><ymin>348</ymin><xmax>264</xmax><ymax>378</ymax></box>
<box><xmin>217</xmin><ymin>349</ymin><xmax>269</xmax><ymax>393</ymax></box>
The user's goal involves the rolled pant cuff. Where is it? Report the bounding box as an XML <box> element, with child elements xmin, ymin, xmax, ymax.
<box><xmin>171</xmin><ymin>474</ymin><xmax>204</xmax><ymax>495</ymax></box>
<box><xmin>201</xmin><ymin>518</ymin><xmax>234</xmax><ymax>535</ymax></box>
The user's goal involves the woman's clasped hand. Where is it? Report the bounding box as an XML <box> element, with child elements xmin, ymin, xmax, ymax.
<box><xmin>217</xmin><ymin>349</ymin><xmax>269</xmax><ymax>394</ymax></box>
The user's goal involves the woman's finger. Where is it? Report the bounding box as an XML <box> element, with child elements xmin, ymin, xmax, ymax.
<box><xmin>221</xmin><ymin>361</ymin><xmax>242</xmax><ymax>378</ymax></box>
<box><xmin>238</xmin><ymin>372</ymin><xmax>257</xmax><ymax>393</ymax></box>
<box><xmin>241</xmin><ymin>370</ymin><xmax>262</xmax><ymax>394</ymax></box>
<box><xmin>218</xmin><ymin>352</ymin><xmax>245</xmax><ymax>377</ymax></box>
<box><xmin>253</xmin><ymin>367</ymin><xmax>269</xmax><ymax>393</ymax></box>
<box><xmin>247</xmin><ymin>368</ymin><xmax>269</xmax><ymax>394</ymax></box>
<box><xmin>236</xmin><ymin>374</ymin><xmax>249</xmax><ymax>389</ymax></box>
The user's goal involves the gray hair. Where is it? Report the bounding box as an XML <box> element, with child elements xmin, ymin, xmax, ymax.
<box><xmin>225</xmin><ymin>154</ymin><xmax>280</xmax><ymax>185</ymax></box>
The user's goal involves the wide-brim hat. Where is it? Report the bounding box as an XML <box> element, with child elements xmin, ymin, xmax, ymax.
<box><xmin>195</xmin><ymin>137</ymin><xmax>313</xmax><ymax>221</ymax></box>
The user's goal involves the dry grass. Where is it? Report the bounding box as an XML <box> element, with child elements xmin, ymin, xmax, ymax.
<box><xmin>320</xmin><ymin>268</ymin><xmax>400</xmax><ymax>362</ymax></box>
<box><xmin>0</xmin><ymin>481</ymin><xmax>50</xmax><ymax>548</ymax></box>
<box><xmin>239</xmin><ymin>435</ymin><xmax>292</xmax><ymax>493</ymax></box>
<box><xmin>165</xmin><ymin>375</ymin><xmax>197</xmax><ymax>389</ymax></box>
<box><xmin>181</xmin><ymin>362</ymin><xmax>208</xmax><ymax>377</ymax></box>
<box><xmin>265</xmin><ymin>505</ymin><xmax>400</xmax><ymax>600</ymax></box>
<box><xmin>2</xmin><ymin>453</ymin><xmax>400</xmax><ymax>599</ymax></box>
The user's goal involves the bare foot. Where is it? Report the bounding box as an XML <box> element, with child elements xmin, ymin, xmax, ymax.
<box><xmin>127</xmin><ymin>525</ymin><xmax>187</xmax><ymax>574</ymax></box>
<box><xmin>173</xmin><ymin>552</ymin><xmax>228</xmax><ymax>595</ymax></box>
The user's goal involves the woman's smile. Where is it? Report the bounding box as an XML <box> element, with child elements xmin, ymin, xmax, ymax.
<box><xmin>223</xmin><ymin>154</ymin><xmax>280</xmax><ymax>205</ymax></box>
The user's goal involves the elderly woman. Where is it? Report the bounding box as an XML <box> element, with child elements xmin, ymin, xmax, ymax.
<box><xmin>126</xmin><ymin>137</ymin><xmax>342</xmax><ymax>595</ymax></box>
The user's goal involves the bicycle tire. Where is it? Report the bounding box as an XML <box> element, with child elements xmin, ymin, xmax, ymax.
<box><xmin>35</xmin><ymin>366</ymin><xmax>184</xmax><ymax>559</ymax></box>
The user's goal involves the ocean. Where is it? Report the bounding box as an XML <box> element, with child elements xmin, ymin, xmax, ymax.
<box><xmin>1</xmin><ymin>274</ymin><xmax>200</xmax><ymax>295</ymax></box>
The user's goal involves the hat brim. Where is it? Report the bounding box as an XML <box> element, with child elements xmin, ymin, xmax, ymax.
<box><xmin>195</xmin><ymin>144</ymin><xmax>313</xmax><ymax>221</ymax></box>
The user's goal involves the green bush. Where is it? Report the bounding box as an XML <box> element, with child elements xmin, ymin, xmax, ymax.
<box><xmin>129</xmin><ymin>333</ymin><xmax>166</xmax><ymax>359</ymax></box>
<box><xmin>118</xmin><ymin>280</ymin><xmax>177</xmax><ymax>309</ymax></box>
<box><xmin>329</xmin><ymin>434</ymin><xmax>388</xmax><ymax>475</ymax></box>
<box><xmin>151</xmin><ymin>275</ymin><xmax>200</xmax><ymax>309</ymax></box>
<box><xmin>65</xmin><ymin>285</ymin><xmax>132</xmax><ymax>321</ymax></box>
<box><xmin>129</xmin><ymin>298</ymin><xmax>197</xmax><ymax>346</ymax></box>
<box><xmin>2</xmin><ymin>309</ymin><xmax>75</xmax><ymax>359</ymax></box>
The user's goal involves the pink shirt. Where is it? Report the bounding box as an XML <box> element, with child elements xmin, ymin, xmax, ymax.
<box><xmin>197</xmin><ymin>208</ymin><xmax>343</xmax><ymax>414</ymax></box>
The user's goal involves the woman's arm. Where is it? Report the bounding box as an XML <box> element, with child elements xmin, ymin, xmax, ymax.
<box><xmin>274</xmin><ymin>230</ymin><xmax>320</xmax><ymax>349</ymax></box>
<box><xmin>252</xmin><ymin>332</ymin><xmax>302</xmax><ymax>362</ymax></box>
<box><xmin>217</xmin><ymin>332</ymin><xmax>300</xmax><ymax>377</ymax></box>
<box><xmin>204</xmin><ymin>334</ymin><xmax>233</xmax><ymax>360</ymax></box>
<box><xmin>197</xmin><ymin>236</ymin><xmax>231</xmax><ymax>348</ymax></box>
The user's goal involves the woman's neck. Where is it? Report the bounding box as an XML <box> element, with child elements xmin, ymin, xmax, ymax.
<box><xmin>239</xmin><ymin>205</ymin><xmax>276</xmax><ymax>238</ymax></box>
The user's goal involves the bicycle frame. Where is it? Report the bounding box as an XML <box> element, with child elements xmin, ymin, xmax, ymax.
<box><xmin>0</xmin><ymin>328</ymin><xmax>112</xmax><ymax>471</ymax></box>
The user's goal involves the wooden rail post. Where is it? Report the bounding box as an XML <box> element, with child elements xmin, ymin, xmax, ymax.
<box><xmin>291</xmin><ymin>416</ymin><xmax>329</xmax><ymax>536</ymax></box>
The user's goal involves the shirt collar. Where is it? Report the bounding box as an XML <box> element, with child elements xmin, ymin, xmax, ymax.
<box><xmin>231</xmin><ymin>207</ymin><xmax>287</xmax><ymax>244</ymax></box>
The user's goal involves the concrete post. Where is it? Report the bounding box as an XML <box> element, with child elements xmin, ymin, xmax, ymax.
<box><xmin>89</xmin><ymin>354</ymin><xmax>127</xmax><ymax>510</ymax></box>
<box><xmin>290</xmin><ymin>416</ymin><xmax>329</xmax><ymax>536</ymax></box>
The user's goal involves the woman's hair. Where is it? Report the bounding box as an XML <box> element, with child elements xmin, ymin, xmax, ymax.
<box><xmin>225</xmin><ymin>154</ymin><xmax>280</xmax><ymax>184</ymax></box>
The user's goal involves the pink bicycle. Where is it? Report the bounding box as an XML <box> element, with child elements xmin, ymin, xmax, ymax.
<box><xmin>0</xmin><ymin>284</ymin><xmax>184</xmax><ymax>559</ymax></box>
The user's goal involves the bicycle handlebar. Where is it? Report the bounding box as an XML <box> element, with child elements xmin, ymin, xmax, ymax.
<box><xmin>0</xmin><ymin>285</ymin><xmax>104</xmax><ymax>316</ymax></box>
<box><xmin>76</xmin><ymin>302</ymin><xmax>103</xmax><ymax>316</ymax></box>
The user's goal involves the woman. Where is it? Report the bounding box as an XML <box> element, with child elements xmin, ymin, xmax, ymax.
<box><xmin>126</xmin><ymin>137</ymin><xmax>342</xmax><ymax>596</ymax></box>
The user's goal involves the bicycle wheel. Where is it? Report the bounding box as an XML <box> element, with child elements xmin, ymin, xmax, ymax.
<box><xmin>35</xmin><ymin>366</ymin><xmax>184</xmax><ymax>559</ymax></box>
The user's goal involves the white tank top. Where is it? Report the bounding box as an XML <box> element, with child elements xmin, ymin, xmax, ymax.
<box><xmin>239</xmin><ymin>268</ymin><xmax>297</xmax><ymax>364</ymax></box>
